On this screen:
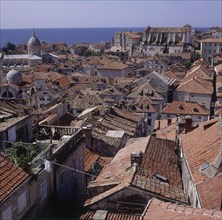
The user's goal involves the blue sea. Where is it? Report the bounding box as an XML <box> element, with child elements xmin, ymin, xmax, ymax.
<box><xmin>0</xmin><ymin>27</ymin><xmax>145</xmax><ymax>48</ymax></box>
<box><xmin>0</xmin><ymin>27</ymin><xmax>208</xmax><ymax>48</ymax></box>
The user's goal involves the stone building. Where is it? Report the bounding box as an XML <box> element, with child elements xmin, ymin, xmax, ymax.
<box><xmin>142</xmin><ymin>24</ymin><xmax>192</xmax><ymax>56</ymax></box>
<box><xmin>2</xmin><ymin>31</ymin><xmax>42</xmax><ymax>69</ymax></box>
<box><xmin>200</xmin><ymin>38</ymin><xmax>222</xmax><ymax>61</ymax></box>
<box><xmin>0</xmin><ymin>69</ymin><xmax>38</xmax><ymax>108</ymax></box>
<box><xmin>112</xmin><ymin>31</ymin><xmax>141</xmax><ymax>57</ymax></box>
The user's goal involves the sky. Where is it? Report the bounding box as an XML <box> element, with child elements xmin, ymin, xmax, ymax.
<box><xmin>0</xmin><ymin>0</ymin><xmax>222</xmax><ymax>29</ymax></box>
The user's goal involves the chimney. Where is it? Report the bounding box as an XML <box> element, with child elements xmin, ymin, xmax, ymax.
<box><xmin>131</xmin><ymin>152</ymin><xmax>142</xmax><ymax>166</ymax></box>
<box><xmin>83</xmin><ymin>125</ymin><xmax>93</xmax><ymax>150</ymax></box>
<box><xmin>185</xmin><ymin>116</ymin><xmax>192</xmax><ymax>133</ymax></box>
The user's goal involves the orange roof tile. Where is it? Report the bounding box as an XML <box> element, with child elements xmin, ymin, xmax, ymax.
<box><xmin>144</xmin><ymin>198</ymin><xmax>222</xmax><ymax>220</ymax></box>
<box><xmin>84</xmin><ymin>148</ymin><xmax>100</xmax><ymax>172</ymax></box>
<box><xmin>176</xmin><ymin>77</ymin><xmax>213</xmax><ymax>95</ymax></box>
<box><xmin>161</xmin><ymin>101</ymin><xmax>209</xmax><ymax>115</ymax></box>
<box><xmin>80</xmin><ymin>210</ymin><xmax>141</xmax><ymax>220</ymax></box>
<box><xmin>97</xmin><ymin>61</ymin><xmax>128</xmax><ymax>70</ymax></box>
<box><xmin>54</xmin><ymin>76</ymin><xmax>73</xmax><ymax>87</ymax></box>
<box><xmin>201</xmin><ymin>38</ymin><xmax>222</xmax><ymax>43</ymax></box>
<box><xmin>34</xmin><ymin>71</ymin><xmax>64</xmax><ymax>81</ymax></box>
<box><xmin>0</xmin><ymin>156</ymin><xmax>30</xmax><ymax>203</ymax></box>
<box><xmin>197</xmin><ymin>173</ymin><xmax>222</xmax><ymax>210</ymax></box>
<box><xmin>182</xmin><ymin>118</ymin><xmax>221</xmax><ymax>184</ymax></box>
<box><xmin>125</xmin><ymin>31</ymin><xmax>141</xmax><ymax>39</ymax></box>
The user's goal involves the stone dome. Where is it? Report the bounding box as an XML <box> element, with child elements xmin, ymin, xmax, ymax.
<box><xmin>184</xmin><ymin>24</ymin><xmax>192</xmax><ymax>28</ymax></box>
<box><xmin>6</xmin><ymin>69</ymin><xmax>22</xmax><ymax>84</ymax></box>
<box><xmin>27</xmin><ymin>31</ymin><xmax>41</xmax><ymax>46</ymax></box>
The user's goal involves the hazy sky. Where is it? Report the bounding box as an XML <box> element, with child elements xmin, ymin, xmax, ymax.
<box><xmin>1</xmin><ymin>0</ymin><xmax>222</xmax><ymax>29</ymax></box>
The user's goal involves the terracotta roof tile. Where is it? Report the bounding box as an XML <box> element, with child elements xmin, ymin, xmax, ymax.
<box><xmin>0</xmin><ymin>156</ymin><xmax>30</xmax><ymax>203</ymax></box>
<box><xmin>112</xmin><ymin>107</ymin><xmax>142</xmax><ymax>123</ymax></box>
<box><xmin>80</xmin><ymin>210</ymin><xmax>141</xmax><ymax>220</ymax></box>
<box><xmin>54</xmin><ymin>76</ymin><xmax>73</xmax><ymax>87</ymax></box>
<box><xmin>144</xmin><ymin>198</ymin><xmax>222</xmax><ymax>219</ymax></box>
<box><xmin>97</xmin><ymin>61</ymin><xmax>128</xmax><ymax>70</ymax></box>
<box><xmin>84</xmin><ymin>148</ymin><xmax>100</xmax><ymax>172</ymax></box>
<box><xmin>177</xmin><ymin>76</ymin><xmax>213</xmax><ymax>95</ymax></box>
<box><xmin>201</xmin><ymin>38</ymin><xmax>222</xmax><ymax>43</ymax></box>
<box><xmin>85</xmin><ymin>137</ymin><xmax>188</xmax><ymax>206</ymax></box>
<box><xmin>197</xmin><ymin>173</ymin><xmax>222</xmax><ymax>210</ymax></box>
<box><xmin>182</xmin><ymin>118</ymin><xmax>221</xmax><ymax>184</ymax></box>
<box><xmin>125</xmin><ymin>31</ymin><xmax>141</xmax><ymax>39</ymax></box>
<box><xmin>161</xmin><ymin>101</ymin><xmax>209</xmax><ymax>115</ymax></box>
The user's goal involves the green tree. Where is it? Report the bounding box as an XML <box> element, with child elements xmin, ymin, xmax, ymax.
<box><xmin>2</xmin><ymin>42</ymin><xmax>16</xmax><ymax>54</ymax></box>
<box><xmin>8</xmin><ymin>142</ymin><xmax>37</xmax><ymax>170</ymax></box>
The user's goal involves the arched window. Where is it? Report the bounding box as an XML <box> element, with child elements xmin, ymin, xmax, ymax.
<box><xmin>2</xmin><ymin>91</ymin><xmax>14</xmax><ymax>98</ymax></box>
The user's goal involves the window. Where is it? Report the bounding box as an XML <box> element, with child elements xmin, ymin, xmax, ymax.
<box><xmin>147</xmin><ymin>119</ymin><xmax>152</xmax><ymax>126</ymax></box>
<box><xmin>18</xmin><ymin>191</ymin><xmax>27</xmax><ymax>213</ymax></box>
<box><xmin>209</xmin><ymin>43</ymin><xmax>211</xmax><ymax>46</ymax></box>
<box><xmin>1</xmin><ymin>206</ymin><xmax>12</xmax><ymax>220</ymax></box>
<box><xmin>209</xmin><ymin>49</ymin><xmax>211</xmax><ymax>53</ymax></box>
<box><xmin>40</xmin><ymin>179</ymin><xmax>47</xmax><ymax>201</ymax></box>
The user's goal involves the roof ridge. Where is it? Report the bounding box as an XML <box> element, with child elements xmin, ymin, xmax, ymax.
<box><xmin>156</xmin><ymin>198</ymin><xmax>222</xmax><ymax>218</ymax></box>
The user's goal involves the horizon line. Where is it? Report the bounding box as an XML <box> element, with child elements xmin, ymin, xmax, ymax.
<box><xmin>0</xmin><ymin>26</ymin><xmax>217</xmax><ymax>30</ymax></box>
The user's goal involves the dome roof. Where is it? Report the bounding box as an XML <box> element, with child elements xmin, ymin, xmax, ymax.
<box><xmin>28</xmin><ymin>31</ymin><xmax>41</xmax><ymax>46</ymax></box>
<box><xmin>6</xmin><ymin>69</ymin><xmax>22</xmax><ymax>84</ymax></box>
<box><xmin>184</xmin><ymin>24</ymin><xmax>192</xmax><ymax>28</ymax></box>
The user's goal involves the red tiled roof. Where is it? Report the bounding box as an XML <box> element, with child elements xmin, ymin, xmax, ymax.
<box><xmin>182</xmin><ymin>118</ymin><xmax>221</xmax><ymax>184</ymax></box>
<box><xmin>80</xmin><ymin>210</ymin><xmax>141</xmax><ymax>220</ymax></box>
<box><xmin>97</xmin><ymin>61</ymin><xmax>128</xmax><ymax>70</ymax></box>
<box><xmin>125</xmin><ymin>31</ymin><xmax>141</xmax><ymax>39</ymax></box>
<box><xmin>112</xmin><ymin>107</ymin><xmax>142</xmax><ymax>123</ymax></box>
<box><xmin>0</xmin><ymin>155</ymin><xmax>30</xmax><ymax>203</ymax></box>
<box><xmin>184</xmin><ymin>63</ymin><xmax>213</xmax><ymax>81</ymax></box>
<box><xmin>161</xmin><ymin>101</ymin><xmax>209</xmax><ymax>115</ymax></box>
<box><xmin>86</xmin><ymin>137</ymin><xmax>150</xmax><ymax>195</ymax></box>
<box><xmin>54</xmin><ymin>76</ymin><xmax>73</xmax><ymax>87</ymax></box>
<box><xmin>176</xmin><ymin>77</ymin><xmax>213</xmax><ymax>95</ymax></box>
<box><xmin>154</xmin><ymin>118</ymin><xmax>177</xmax><ymax>141</ymax></box>
<box><xmin>144</xmin><ymin>198</ymin><xmax>222</xmax><ymax>220</ymax></box>
<box><xmin>84</xmin><ymin>148</ymin><xmax>99</xmax><ymax>172</ymax></box>
<box><xmin>34</xmin><ymin>71</ymin><xmax>64</xmax><ymax>81</ymax></box>
<box><xmin>132</xmin><ymin>137</ymin><xmax>187</xmax><ymax>203</ymax></box>
<box><xmin>201</xmin><ymin>38</ymin><xmax>222</xmax><ymax>43</ymax></box>
<box><xmin>85</xmin><ymin>136</ymin><xmax>188</xmax><ymax>206</ymax></box>
<box><xmin>197</xmin><ymin>173</ymin><xmax>222</xmax><ymax>210</ymax></box>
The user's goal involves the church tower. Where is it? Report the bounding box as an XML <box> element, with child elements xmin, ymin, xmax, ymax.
<box><xmin>27</xmin><ymin>30</ymin><xmax>41</xmax><ymax>56</ymax></box>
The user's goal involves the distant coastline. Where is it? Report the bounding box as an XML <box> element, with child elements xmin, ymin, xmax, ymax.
<box><xmin>0</xmin><ymin>27</ymin><xmax>209</xmax><ymax>48</ymax></box>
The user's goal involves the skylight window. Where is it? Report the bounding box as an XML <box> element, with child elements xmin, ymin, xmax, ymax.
<box><xmin>199</xmin><ymin>163</ymin><xmax>210</xmax><ymax>172</ymax></box>
<box><xmin>155</xmin><ymin>173</ymin><xmax>168</xmax><ymax>182</ymax></box>
<box><xmin>178</xmin><ymin>105</ymin><xmax>184</xmax><ymax>110</ymax></box>
<box><xmin>192</xmin><ymin>108</ymin><xmax>199</xmax><ymax>112</ymax></box>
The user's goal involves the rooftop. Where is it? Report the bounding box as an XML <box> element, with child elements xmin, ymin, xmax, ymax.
<box><xmin>176</xmin><ymin>77</ymin><xmax>213</xmax><ymax>95</ymax></box>
<box><xmin>161</xmin><ymin>101</ymin><xmax>209</xmax><ymax>115</ymax></box>
<box><xmin>143</xmin><ymin>198</ymin><xmax>222</xmax><ymax>220</ymax></box>
<box><xmin>201</xmin><ymin>38</ymin><xmax>222</xmax><ymax>43</ymax></box>
<box><xmin>0</xmin><ymin>155</ymin><xmax>30</xmax><ymax>203</ymax></box>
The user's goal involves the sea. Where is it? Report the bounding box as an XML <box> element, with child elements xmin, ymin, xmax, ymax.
<box><xmin>0</xmin><ymin>27</ymin><xmax>209</xmax><ymax>48</ymax></box>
